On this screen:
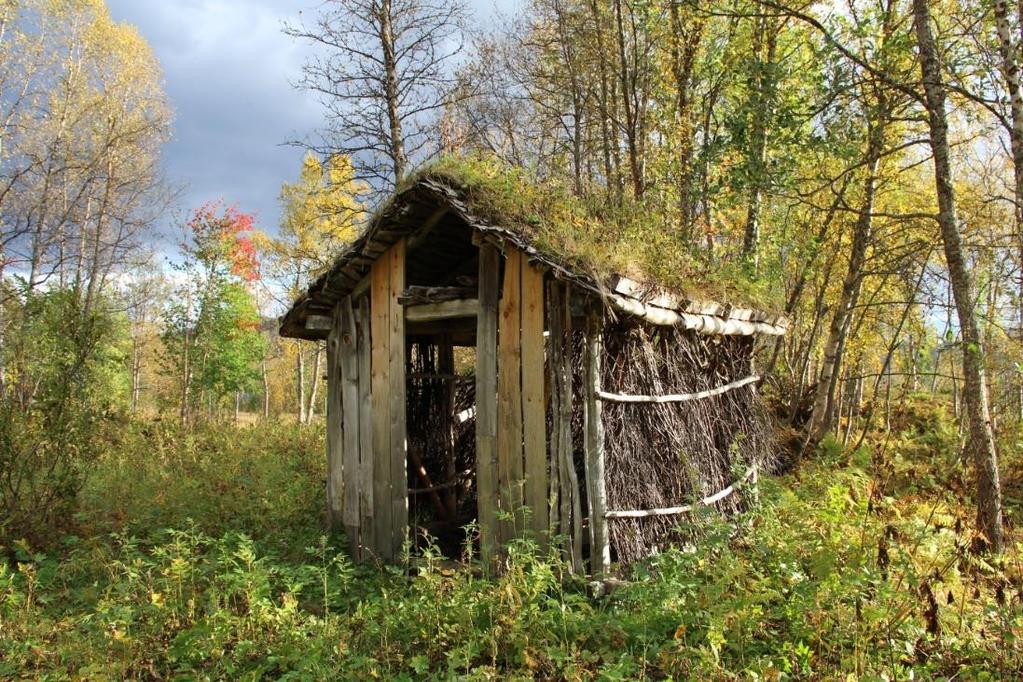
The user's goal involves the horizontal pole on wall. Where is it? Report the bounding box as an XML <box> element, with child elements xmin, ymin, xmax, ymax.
<box><xmin>598</xmin><ymin>375</ymin><xmax>759</xmax><ymax>404</ymax></box>
<box><xmin>605</xmin><ymin>464</ymin><xmax>758</xmax><ymax>519</ymax></box>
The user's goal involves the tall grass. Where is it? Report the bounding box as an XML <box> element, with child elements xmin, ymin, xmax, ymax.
<box><xmin>1</xmin><ymin>404</ymin><xmax>1021</xmax><ymax>679</ymax></box>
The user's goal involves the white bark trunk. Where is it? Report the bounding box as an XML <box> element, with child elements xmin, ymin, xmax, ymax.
<box><xmin>913</xmin><ymin>0</ymin><xmax>1004</xmax><ymax>552</ymax></box>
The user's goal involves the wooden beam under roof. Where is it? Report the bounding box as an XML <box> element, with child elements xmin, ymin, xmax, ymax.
<box><xmin>403</xmin><ymin>298</ymin><xmax>479</xmax><ymax>323</ymax></box>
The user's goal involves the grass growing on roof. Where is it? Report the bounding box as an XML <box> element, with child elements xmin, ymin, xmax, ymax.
<box><xmin>401</xmin><ymin>154</ymin><xmax>783</xmax><ymax>309</ymax></box>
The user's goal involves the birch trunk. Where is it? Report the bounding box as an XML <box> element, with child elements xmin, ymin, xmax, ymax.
<box><xmin>379</xmin><ymin>0</ymin><xmax>407</xmax><ymax>183</ymax></box>
<box><xmin>305</xmin><ymin>343</ymin><xmax>322</xmax><ymax>424</ymax></box>
<box><xmin>131</xmin><ymin>336</ymin><xmax>141</xmax><ymax>413</ymax></box>
<box><xmin>806</xmin><ymin>110</ymin><xmax>886</xmax><ymax>445</ymax></box>
<box><xmin>913</xmin><ymin>0</ymin><xmax>1004</xmax><ymax>552</ymax></box>
<box><xmin>992</xmin><ymin>0</ymin><xmax>1023</xmax><ymax>417</ymax></box>
<box><xmin>262</xmin><ymin>359</ymin><xmax>270</xmax><ymax>418</ymax></box>
<box><xmin>741</xmin><ymin>16</ymin><xmax>779</xmax><ymax>271</ymax></box>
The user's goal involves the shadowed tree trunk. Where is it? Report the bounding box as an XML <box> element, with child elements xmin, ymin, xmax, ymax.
<box><xmin>741</xmin><ymin>14</ymin><xmax>779</xmax><ymax>271</ymax></box>
<box><xmin>379</xmin><ymin>0</ymin><xmax>407</xmax><ymax>182</ymax></box>
<box><xmin>806</xmin><ymin>113</ymin><xmax>886</xmax><ymax>445</ymax></box>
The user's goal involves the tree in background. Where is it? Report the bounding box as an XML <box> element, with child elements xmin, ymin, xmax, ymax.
<box><xmin>161</xmin><ymin>203</ymin><xmax>265</xmax><ymax>426</ymax></box>
<box><xmin>285</xmin><ymin>0</ymin><xmax>467</xmax><ymax>189</ymax></box>
<box><xmin>257</xmin><ymin>153</ymin><xmax>365</xmax><ymax>424</ymax></box>
<box><xmin>0</xmin><ymin>0</ymin><xmax>169</xmax><ymax>546</ymax></box>
<box><xmin>0</xmin><ymin>0</ymin><xmax>171</xmax><ymax>306</ymax></box>
<box><xmin>911</xmin><ymin>0</ymin><xmax>1004</xmax><ymax>552</ymax></box>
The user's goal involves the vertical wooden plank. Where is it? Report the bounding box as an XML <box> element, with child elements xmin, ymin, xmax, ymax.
<box><xmin>497</xmin><ymin>248</ymin><xmax>524</xmax><ymax>542</ymax></box>
<box><xmin>387</xmin><ymin>239</ymin><xmax>408</xmax><ymax>560</ymax></box>
<box><xmin>339</xmin><ymin>297</ymin><xmax>361</xmax><ymax>545</ymax></box>
<box><xmin>546</xmin><ymin>286</ymin><xmax>561</xmax><ymax>545</ymax></box>
<box><xmin>520</xmin><ymin>259</ymin><xmax>548</xmax><ymax>543</ymax></box>
<box><xmin>356</xmin><ymin>296</ymin><xmax>375</xmax><ymax>556</ymax></box>
<box><xmin>475</xmin><ymin>242</ymin><xmax>500</xmax><ymax>566</ymax></box>
<box><xmin>370</xmin><ymin>253</ymin><xmax>393</xmax><ymax>560</ymax></box>
<box><xmin>326</xmin><ymin>311</ymin><xmax>343</xmax><ymax>529</ymax></box>
<box><xmin>584</xmin><ymin>304</ymin><xmax>610</xmax><ymax>575</ymax></box>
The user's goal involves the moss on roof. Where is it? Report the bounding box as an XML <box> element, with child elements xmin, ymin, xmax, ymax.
<box><xmin>402</xmin><ymin>155</ymin><xmax>781</xmax><ymax>310</ymax></box>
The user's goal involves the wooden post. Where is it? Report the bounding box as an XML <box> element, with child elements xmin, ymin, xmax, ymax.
<box><xmin>388</xmin><ymin>241</ymin><xmax>408</xmax><ymax>559</ymax></box>
<box><xmin>549</xmin><ymin>282</ymin><xmax>583</xmax><ymax>573</ymax></box>
<box><xmin>497</xmin><ymin>249</ymin><xmax>525</xmax><ymax>541</ymax></box>
<box><xmin>475</xmin><ymin>242</ymin><xmax>500</xmax><ymax>565</ymax></box>
<box><xmin>356</xmin><ymin>296</ymin><xmax>375</xmax><ymax>556</ymax></box>
<box><xmin>584</xmin><ymin>303</ymin><xmax>610</xmax><ymax>574</ymax></box>
<box><xmin>370</xmin><ymin>251</ymin><xmax>393</xmax><ymax>560</ymax></box>
<box><xmin>339</xmin><ymin>296</ymin><xmax>361</xmax><ymax>552</ymax></box>
<box><xmin>368</xmin><ymin>240</ymin><xmax>409</xmax><ymax>561</ymax></box>
<box><xmin>521</xmin><ymin>260</ymin><xmax>547</xmax><ymax>544</ymax></box>
<box><xmin>326</xmin><ymin>311</ymin><xmax>343</xmax><ymax>529</ymax></box>
<box><xmin>439</xmin><ymin>338</ymin><xmax>458</xmax><ymax>518</ymax></box>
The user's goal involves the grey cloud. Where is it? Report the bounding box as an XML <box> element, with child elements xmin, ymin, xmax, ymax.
<box><xmin>106</xmin><ymin>0</ymin><xmax>321</xmax><ymax>239</ymax></box>
<box><xmin>104</xmin><ymin>0</ymin><xmax>517</xmax><ymax>247</ymax></box>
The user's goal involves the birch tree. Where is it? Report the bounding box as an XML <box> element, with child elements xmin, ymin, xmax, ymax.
<box><xmin>912</xmin><ymin>0</ymin><xmax>1004</xmax><ymax>552</ymax></box>
<box><xmin>286</xmin><ymin>0</ymin><xmax>467</xmax><ymax>189</ymax></box>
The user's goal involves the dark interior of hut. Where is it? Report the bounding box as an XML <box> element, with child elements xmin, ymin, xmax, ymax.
<box><xmin>405</xmin><ymin>340</ymin><xmax>478</xmax><ymax>557</ymax></box>
<box><xmin>401</xmin><ymin>213</ymin><xmax>486</xmax><ymax>557</ymax></box>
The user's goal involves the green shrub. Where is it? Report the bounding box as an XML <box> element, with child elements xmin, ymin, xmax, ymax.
<box><xmin>0</xmin><ymin>288</ymin><xmax>129</xmax><ymax>549</ymax></box>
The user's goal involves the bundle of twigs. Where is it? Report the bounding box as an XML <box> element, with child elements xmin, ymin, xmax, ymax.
<box><xmin>405</xmin><ymin>342</ymin><xmax>477</xmax><ymax>522</ymax></box>
<box><xmin>599</xmin><ymin>321</ymin><xmax>776</xmax><ymax>565</ymax></box>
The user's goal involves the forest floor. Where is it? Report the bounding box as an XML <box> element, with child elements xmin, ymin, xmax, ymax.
<box><xmin>1</xmin><ymin>397</ymin><xmax>1021</xmax><ymax>680</ymax></box>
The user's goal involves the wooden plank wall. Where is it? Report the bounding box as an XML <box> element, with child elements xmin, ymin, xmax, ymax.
<box><xmin>493</xmin><ymin>247</ymin><xmax>549</xmax><ymax>548</ymax></box>
<box><xmin>370</xmin><ymin>239</ymin><xmax>408</xmax><ymax>561</ymax></box>
<box><xmin>338</xmin><ymin>297</ymin><xmax>361</xmax><ymax>552</ymax></box>
<box><xmin>496</xmin><ymin>250</ymin><xmax>525</xmax><ymax>540</ymax></box>
<box><xmin>520</xmin><ymin>258</ymin><xmax>548</xmax><ymax>542</ymax></box>
<box><xmin>356</xmin><ymin>297</ymin><xmax>375</xmax><ymax>555</ymax></box>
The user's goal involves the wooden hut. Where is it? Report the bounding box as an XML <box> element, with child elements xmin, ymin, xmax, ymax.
<box><xmin>279</xmin><ymin>165</ymin><xmax>787</xmax><ymax>573</ymax></box>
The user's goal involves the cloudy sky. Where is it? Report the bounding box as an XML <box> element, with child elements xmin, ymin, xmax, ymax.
<box><xmin>105</xmin><ymin>0</ymin><xmax>318</xmax><ymax>240</ymax></box>
<box><xmin>105</xmin><ymin>0</ymin><xmax>510</xmax><ymax>242</ymax></box>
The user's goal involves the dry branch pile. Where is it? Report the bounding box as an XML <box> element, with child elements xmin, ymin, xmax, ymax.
<box><xmin>406</xmin><ymin>342</ymin><xmax>477</xmax><ymax>523</ymax></box>
<box><xmin>600</xmin><ymin>321</ymin><xmax>776</xmax><ymax>564</ymax></box>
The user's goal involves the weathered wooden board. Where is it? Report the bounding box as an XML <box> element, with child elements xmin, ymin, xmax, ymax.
<box><xmin>325</xmin><ymin>310</ymin><xmax>343</xmax><ymax>529</ymax></box>
<box><xmin>475</xmin><ymin>242</ymin><xmax>500</xmax><ymax>566</ymax></box>
<box><xmin>339</xmin><ymin>296</ymin><xmax>361</xmax><ymax>530</ymax></box>
<box><xmin>370</xmin><ymin>251</ymin><xmax>394</xmax><ymax>560</ymax></box>
<box><xmin>404</xmin><ymin>299</ymin><xmax>478</xmax><ymax>322</ymax></box>
<box><xmin>584</xmin><ymin>306</ymin><xmax>610</xmax><ymax>575</ymax></box>
<box><xmin>387</xmin><ymin>240</ymin><xmax>408</xmax><ymax>559</ymax></box>
<box><xmin>356</xmin><ymin>296</ymin><xmax>374</xmax><ymax>555</ymax></box>
<box><xmin>520</xmin><ymin>259</ymin><xmax>547</xmax><ymax>542</ymax></box>
<box><xmin>497</xmin><ymin>248</ymin><xmax>524</xmax><ymax>543</ymax></box>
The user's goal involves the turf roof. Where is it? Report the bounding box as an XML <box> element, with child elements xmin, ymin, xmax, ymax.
<box><xmin>403</xmin><ymin>156</ymin><xmax>779</xmax><ymax>308</ymax></box>
<box><xmin>280</xmin><ymin>155</ymin><xmax>783</xmax><ymax>339</ymax></box>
